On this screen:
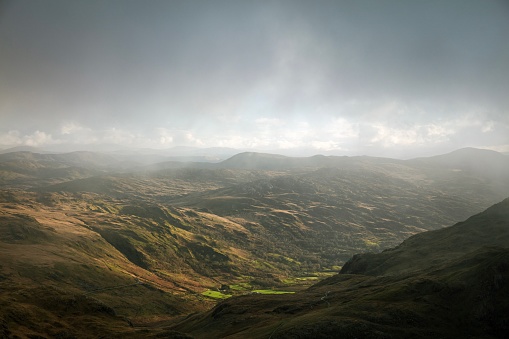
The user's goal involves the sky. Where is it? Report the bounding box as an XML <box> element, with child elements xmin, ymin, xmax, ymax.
<box><xmin>1</xmin><ymin>0</ymin><xmax>508</xmax><ymax>158</ymax></box>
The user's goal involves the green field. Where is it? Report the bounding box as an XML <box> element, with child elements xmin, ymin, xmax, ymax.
<box><xmin>201</xmin><ymin>290</ymin><xmax>232</xmax><ymax>299</ymax></box>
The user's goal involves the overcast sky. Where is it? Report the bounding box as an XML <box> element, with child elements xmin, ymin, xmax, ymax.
<box><xmin>1</xmin><ymin>0</ymin><xmax>508</xmax><ymax>158</ymax></box>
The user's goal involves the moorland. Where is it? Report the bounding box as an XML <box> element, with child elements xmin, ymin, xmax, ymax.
<box><xmin>0</xmin><ymin>147</ymin><xmax>508</xmax><ymax>338</ymax></box>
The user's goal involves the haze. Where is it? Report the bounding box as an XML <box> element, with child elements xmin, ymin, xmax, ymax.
<box><xmin>1</xmin><ymin>0</ymin><xmax>508</xmax><ymax>158</ymax></box>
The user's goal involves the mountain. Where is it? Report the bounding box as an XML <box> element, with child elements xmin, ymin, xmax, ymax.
<box><xmin>217</xmin><ymin>152</ymin><xmax>314</xmax><ymax>170</ymax></box>
<box><xmin>409</xmin><ymin>147</ymin><xmax>509</xmax><ymax>180</ymax></box>
<box><xmin>0</xmin><ymin>146</ymin><xmax>48</xmax><ymax>154</ymax></box>
<box><xmin>1</xmin><ymin>148</ymin><xmax>509</xmax><ymax>337</ymax></box>
<box><xmin>107</xmin><ymin>146</ymin><xmax>242</xmax><ymax>166</ymax></box>
<box><xmin>0</xmin><ymin>151</ymin><xmax>122</xmax><ymax>170</ymax></box>
<box><xmin>405</xmin><ymin>147</ymin><xmax>509</xmax><ymax>202</ymax></box>
<box><xmin>173</xmin><ymin>198</ymin><xmax>509</xmax><ymax>338</ymax></box>
<box><xmin>216</xmin><ymin>152</ymin><xmax>387</xmax><ymax>170</ymax></box>
<box><xmin>340</xmin><ymin>197</ymin><xmax>509</xmax><ymax>275</ymax></box>
<box><xmin>4</xmin><ymin>147</ymin><xmax>508</xmax><ymax>274</ymax></box>
<box><xmin>0</xmin><ymin>151</ymin><xmax>127</xmax><ymax>188</ymax></box>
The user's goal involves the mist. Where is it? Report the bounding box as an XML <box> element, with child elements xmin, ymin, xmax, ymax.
<box><xmin>1</xmin><ymin>0</ymin><xmax>508</xmax><ymax>158</ymax></box>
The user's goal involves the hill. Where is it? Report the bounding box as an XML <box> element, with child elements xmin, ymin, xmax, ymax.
<box><xmin>0</xmin><ymin>151</ymin><xmax>123</xmax><ymax>188</ymax></box>
<box><xmin>173</xmin><ymin>198</ymin><xmax>509</xmax><ymax>338</ymax></box>
<box><xmin>410</xmin><ymin>147</ymin><xmax>509</xmax><ymax>172</ymax></box>
<box><xmin>1</xmin><ymin>148</ymin><xmax>509</xmax><ymax>337</ymax></box>
<box><xmin>340</xmin><ymin>197</ymin><xmax>509</xmax><ymax>276</ymax></box>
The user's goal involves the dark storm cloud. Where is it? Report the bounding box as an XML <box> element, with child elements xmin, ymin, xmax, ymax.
<box><xmin>1</xmin><ymin>1</ymin><xmax>276</xmax><ymax>127</ymax></box>
<box><xmin>0</xmin><ymin>0</ymin><xmax>508</xmax><ymax>155</ymax></box>
<box><xmin>269</xmin><ymin>0</ymin><xmax>509</xmax><ymax>112</ymax></box>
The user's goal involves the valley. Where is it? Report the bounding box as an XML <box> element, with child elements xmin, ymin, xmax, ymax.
<box><xmin>0</xmin><ymin>148</ymin><xmax>508</xmax><ymax>338</ymax></box>
<box><xmin>173</xmin><ymin>197</ymin><xmax>509</xmax><ymax>338</ymax></box>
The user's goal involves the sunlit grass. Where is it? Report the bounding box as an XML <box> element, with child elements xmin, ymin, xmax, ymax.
<box><xmin>229</xmin><ymin>282</ymin><xmax>252</xmax><ymax>291</ymax></box>
<box><xmin>201</xmin><ymin>290</ymin><xmax>231</xmax><ymax>299</ymax></box>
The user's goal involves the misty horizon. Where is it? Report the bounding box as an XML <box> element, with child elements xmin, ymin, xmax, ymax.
<box><xmin>1</xmin><ymin>0</ymin><xmax>508</xmax><ymax>159</ymax></box>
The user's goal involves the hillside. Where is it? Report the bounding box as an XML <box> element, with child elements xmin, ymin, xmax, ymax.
<box><xmin>0</xmin><ymin>151</ymin><xmax>121</xmax><ymax>188</ymax></box>
<box><xmin>173</xmin><ymin>198</ymin><xmax>509</xmax><ymax>338</ymax></box>
<box><xmin>1</xmin><ymin>148</ymin><xmax>509</xmax><ymax>337</ymax></box>
<box><xmin>406</xmin><ymin>148</ymin><xmax>509</xmax><ymax>200</ymax></box>
<box><xmin>340</xmin><ymin>197</ymin><xmax>509</xmax><ymax>276</ymax></box>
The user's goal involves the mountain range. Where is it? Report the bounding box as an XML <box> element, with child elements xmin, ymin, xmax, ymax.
<box><xmin>0</xmin><ymin>147</ymin><xmax>508</xmax><ymax>337</ymax></box>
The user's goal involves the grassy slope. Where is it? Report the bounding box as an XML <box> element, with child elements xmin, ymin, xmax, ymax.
<box><xmin>0</xmin><ymin>195</ymin><xmax>205</xmax><ymax>338</ymax></box>
<box><xmin>1</xmin><ymin>149</ymin><xmax>509</xmax><ymax>337</ymax></box>
<box><xmin>173</xmin><ymin>198</ymin><xmax>509</xmax><ymax>338</ymax></box>
<box><xmin>340</xmin><ymin>197</ymin><xmax>509</xmax><ymax>276</ymax></box>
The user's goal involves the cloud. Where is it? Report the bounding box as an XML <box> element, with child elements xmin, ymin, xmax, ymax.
<box><xmin>481</xmin><ymin>144</ymin><xmax>509</xmax><ymax>153</ymax></box>
<box><xmin>255</xmin><ymin>118</ymin><xmax>284</xmax><ymax>127</ymax></box>
<box><xmin>369</xmin><ymin>123</ymin><xmax>454</xmax><ymax>147</ymax></box>
<box><xmin>25</xmin><ymin>131</ymin><xmax>57</xmax><ymax>147</ymax></box>
<box><xmin>60</xmin><ymin>123</ymin><xmax>141</xmax><ymax>147</ymax></box>
<box><xmin>0</xmin><ymin>130</ymin><xmax>58</xmax><ymax>147</ymax></box>
<box><xmin>61</xmin><ymin>122</ymin><xmax>90</xmax><ymax>135</ymax></box>
<box><xmin>311</xmin><ymin>140</ymin><xmax>342</xmax><ymax>151</ymax></box>
<box><xmin>481</xmin><ymin>121</ymin><xmax>494</xmax><ymax>133</ymax></box>
<box><xmin>327</xmin><ymin>118</ymin><xmax>359</xmax><ymax>140</ymax></box>
<box><xmin>0</xmin><ymin>131</ymin><xmax>22</xmax><ymax>146</ymax></box>
<box><xmin>0</xmin><ymin>0</ymin><xmax>507</xmax><ymax>157</ymax></box>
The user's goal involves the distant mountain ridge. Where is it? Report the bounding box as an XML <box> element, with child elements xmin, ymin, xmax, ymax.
<box><xmin>216</xmin><ymin>152</ymin><xmax>346</xmax><ymax>170</ymax></box>
<box><xmin>408</xmin><ymin>147</ymin><xmax>509</xmax><ymax>180</ymax></box>
<box><xmin>0</xmin><ymin>146</ymin><xmax>505</xmax><ymax>168</ymax></box>
<box><xmin>0</xmin><ymin>145</ymin><xmax>242</xmax><ymax>163</ymax></box>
